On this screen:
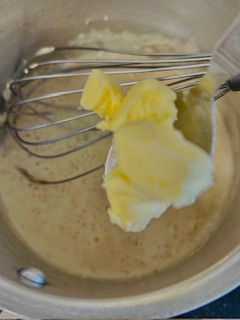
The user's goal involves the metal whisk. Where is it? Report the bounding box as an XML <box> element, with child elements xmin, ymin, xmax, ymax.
<box><xmin>3</xmin><ymin>46</ymin><xmax>237</xmax><ymax>183</ymax></box>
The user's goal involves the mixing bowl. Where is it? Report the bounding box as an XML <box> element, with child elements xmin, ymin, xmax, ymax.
<box><xmin>0</xmin><ymin>0</ymin><xmax>240</xmax><ymax>318</ymax></box>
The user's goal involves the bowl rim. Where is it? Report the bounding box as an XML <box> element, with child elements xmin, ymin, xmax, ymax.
<box><xmin>0</xmin><ymin>246</ymin><xmax>239</xmax><ymax>318</ymax></box>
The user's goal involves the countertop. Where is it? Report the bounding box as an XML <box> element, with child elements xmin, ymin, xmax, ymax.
<box><xmin>178</xmin><ymin>285</ymin><xmax>240</xmax><ymax>318</ymax></box>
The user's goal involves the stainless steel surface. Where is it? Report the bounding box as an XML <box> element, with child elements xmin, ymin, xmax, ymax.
<box><xmin>0</xmin><ymin>0</ymin><xmax>240</xmax><ymax>318</ymax></box>
<box><xmin>0</xmin><ymin>309</ymin><xmax>25</xmax><ymax>319</ymax></box>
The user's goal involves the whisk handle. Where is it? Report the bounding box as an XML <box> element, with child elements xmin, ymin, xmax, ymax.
<box><xmin>226</xmin><ymin>74</ymin><xmax>240</xmax><ymax>91</ymax></box>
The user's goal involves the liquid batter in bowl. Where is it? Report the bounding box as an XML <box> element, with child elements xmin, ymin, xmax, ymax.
<box><xmin>0</xmin><ymin>30</ymin><xmax>234</xmax><ymax>279</ymax></box>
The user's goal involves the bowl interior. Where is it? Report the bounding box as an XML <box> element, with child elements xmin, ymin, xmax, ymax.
<box><xmin>0</xmin><ymin>0</ymin><xmax>240</xmax><ymax>317</ymax></box>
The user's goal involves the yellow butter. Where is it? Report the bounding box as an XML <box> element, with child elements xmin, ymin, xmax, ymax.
<box><xmin>80</xmin><ymin>69</ymin><xmax>124</xmax><ymax>120</ymax></box>
<box><xmin>104</xmin><ymin>167</ymin><xmax>170</xmax><ymax>232</ymax></box>
<box><xmin>114</xmin><ymin>120</ymin><xmax>214</xmax><ymax>209</ymax></box>
<box><xmin>81</xmin><ymin>70</ymin><xmax>214</xmax><ymax>232</ymax></box>
<box><xmin>98</xmin><ymin>79</ymin><xmax>177</xmax><ymax>131</ymax></box>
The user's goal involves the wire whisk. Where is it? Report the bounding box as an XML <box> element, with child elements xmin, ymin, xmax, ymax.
<box><xmin>4</xmin><ymin>46</ymin><xmax>238</xmax><ymax>183</ymax></box>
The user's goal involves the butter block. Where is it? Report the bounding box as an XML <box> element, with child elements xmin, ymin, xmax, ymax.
<box><xmin>104</xmin><ymin>167</ymin><xmax>170</xmax><ymax>232</ymax></box>
<box><xmin>80</xmin><ymin>69</ymin><xmax>124</xmax><ymax>120</ymax></box>
<box><xmin>81</xmin><ymin>70</ymin><xmax>214</xmax><ymax>233</ymax></box>
<box><xmin>114</xmin><ymin>120</ymin><xmax>214</xmax><ymax>209</ymax></box>
<box><xmin>98</xmin><ymin>79</ymin><xmax>177</xmax><ymax>131</ymax></box>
